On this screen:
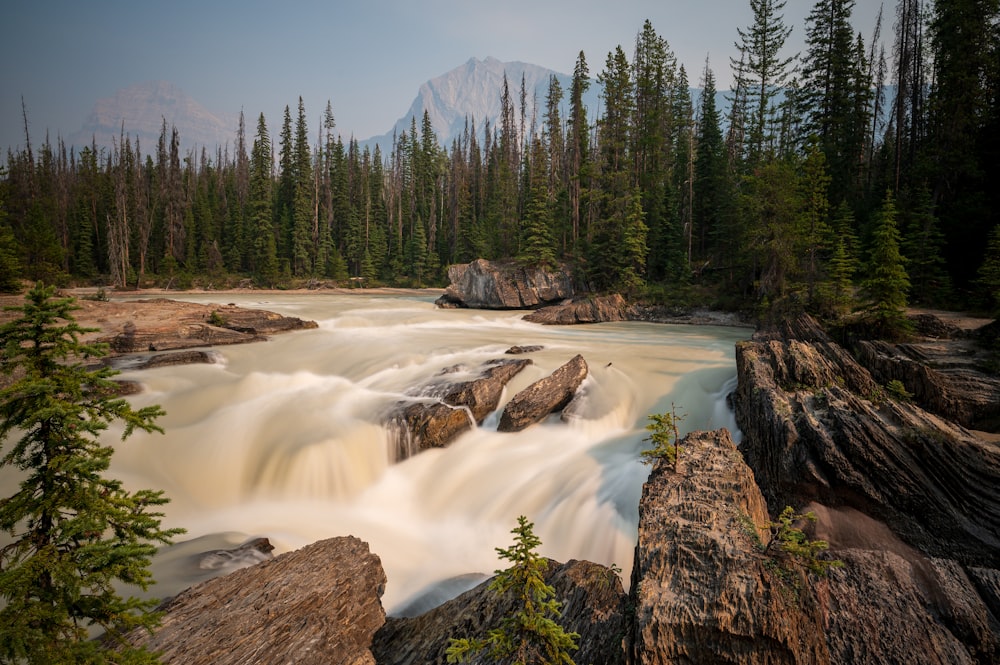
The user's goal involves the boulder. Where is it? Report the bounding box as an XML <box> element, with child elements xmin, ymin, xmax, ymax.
<box><xmin>434</xmin><ymin>259</ymin><xmax>574</xmax><ymax>310</ymax></box>
<box><xmin>386</xmin><ymin>358</ymin><xmax>531</xmax><ymax>459</ymax></box>
<box><xmin>631</xmin><ymin>428</ymin><xmax>830</xmax><ymax>664</ymax></box>
<box><xmin>497</xmin><ymin>355</ymin><xmax>588</xmax><ymax>432</ymax></box>
<box><xmin>734</xmin><ymin>315</ymin><xmax>1000</xmax><ymax>567</ymax></box>
<box><xmin>523</xmin><ymin>294</ymin><xmax>629</xmax><ymax>325</ymax></box>
<box><xmin>122</xmin><ymin>536</ymin><xmax>386</xmax><ymax>665</ymax></box>
<box><xmin>372</xmin><ymin>558</ymin><xmax>626</xmax><ymax>665</ymax></box>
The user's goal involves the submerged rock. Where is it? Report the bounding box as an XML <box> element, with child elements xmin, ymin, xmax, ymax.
<box><xmin>434</xmin><ymin>258</ymin><xmax>574</xmax><ymax>309</ymax></box>
<box><xmin>122</xmin><ymin>536</ymin><xmax>386</xmax><ymax>665</ymax></box>
<box><xmin>497</xmin><ymin>354</ymin><xmax>588</xmax><ymax>432</ymax></box>
<box><xmin>372</xmin><ymin>558</ymin><xmax>626</xmax><ymax>665</ymax></box>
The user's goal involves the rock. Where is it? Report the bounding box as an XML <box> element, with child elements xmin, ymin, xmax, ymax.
<box><xmin>385</xmin><ymin>358</ymin><xmax>531</xmax><ymax>459</ymax></box>
<box><xmin>434</xmin><ymin>258</ymin><xmax>574</xmax><ymax>309</ymax></box>
<box><xmin>196</xmin><ymin>536</ymin><xmax>275</xmax><ymax>572</ymax></box>
<box><xmin>122</xmin><ymin>536</ymin><xmax>386</xmax><ymax>665</ymax></box>
<box><xmin>497</xmin><ymin>355</ymin><xmax>588</xmax><ymax>432</ymax></box>
<box><xmin>94</xmin><ymin>299</ymin><xmax>317</xmax><ymax>354</ymax></box>
<box><xmin>105</xmin><ymin>349</ymin><xmax>221</xmax><ymax>370</ymax></box>
<box><xmin>523</xmin><ymin>294</ymin><xmax>629</xmax><ymax>324</ymax></box>
<box><xmin>371</xmin><ymin>558</ymin><xmax>626</xmax><ymax>665</ymax></box>
<box><xmin>855</xmin><ymin>338</ymin><xmax>1000</xmax><ymax>431</ymax></box>
<box><xmin>505</xmin><ymin>345</ymin><xmax>543</xmax><ymax>354</ymax></box>
<box><xmin>631</xmin><ymin>428</ymin><xmax>830</xmax><ymax>664</ymax></box>
<box><xmin>823</xmin><ymin>550</ymin><xmax>1000</xmax><ymax>664</ymax></box>
<box><xmin>734</xmin><ymin>314</ymin><xmax>1000</xmax><ymax>567</ymax></box>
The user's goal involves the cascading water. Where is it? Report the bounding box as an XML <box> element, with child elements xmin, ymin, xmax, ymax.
<box><xmin>98</xmin><ymin>292</ymin><xmax>749</xmax><ymax>615</ymax></box>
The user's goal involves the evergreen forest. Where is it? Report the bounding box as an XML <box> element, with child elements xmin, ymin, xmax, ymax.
<box><xmin>2</xmin><ymin>0</ymin><xmax>999</xmax><ymax>320</ymax></box>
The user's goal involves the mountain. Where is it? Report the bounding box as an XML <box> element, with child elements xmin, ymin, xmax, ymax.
<box><xmin>362</xmin><ymin>57</ymin><xmax>602</xmax><ymax>154</ymax></box>
<box><xmin>68</xmin><ymin>81</ymin><xmax>237</xmax><ymax>154</ymax></box>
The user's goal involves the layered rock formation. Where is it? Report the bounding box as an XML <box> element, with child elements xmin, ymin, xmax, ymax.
<box><xmin>434</xmin><ymin>259</ymin><xmax>574</xmax><ymax>309</ymax></box>
<box><xmin>631</xmin><ymin>428</ymin><xmax>829</xmax><ymax>664</ymax></box>
<box><xmin>123</xmin><ymin>536</ymin><xmax>386</xmax><ymax>665</ymax></box>
<box><xmin>372</xmin><ymin>558</ymin><xmax>627</xmax><ymax>665</ymax></box>
<box><xmin>855</xmin><ymin>336</ymin><xmax>1000</xmax><ymax>432</ymax></box>
<box><xmin>735</xmin><ymin>314</ymin><xmax>1000</xmax><ymax>566</ymax></box>
<box><xmin>497</xmin><ymin>354</ymin><xmax>588</xmax><ymax>432</ymax></box>
<box><xmin>732</xmin><ymin>314</ymin><xmax>1000</xmax><ymax>662</ymax></box>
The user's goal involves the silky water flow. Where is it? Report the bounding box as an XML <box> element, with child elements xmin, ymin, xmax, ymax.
<box><xmin>96</xmin><ymin>293</ymin><xmax>748</xmax><ymax>615</ymax></box>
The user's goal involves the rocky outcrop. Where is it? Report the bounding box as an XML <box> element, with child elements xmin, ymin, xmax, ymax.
<box><xmin>631</xmin><ymin>428</ymin><xmax>830</xmax><ymax>664</ymax></box>
<box><xmin>497</xmin><ymin>355</ymin><xmax>588</xmax><ymax>432</ymax></box>
<box><xmin>734</xmin><ymin>314</ymin><xmax>1000</xmax><ymax>567</ymax></box>
<box><xmin>93</xmin><ymin>299</ymin><xmax>317</xmax><ymax>354</ymax></box>
<box><xmin>123</xmin><ymin>536</ymin><xmax>386</xmax><ymax>665</ymax></box>
<box><xmin>523</xmin><ymin>294</ymin><xmax>629</xmax><ymax>324</ymax></box>
<box><xmin>385</xmin><ymin>358</ymin><xmax>531</xmax><ymax>459</ymax></box>
<box><xmin>372</xmin><ymin>558</ymin><xmax>627</xmax><ymax>665</ymax></box>
<box><xmin>855</xmin><ymin>336</ymin><xmax>1000</xmax><ymax>432</ymax></box>
<box><xmin>434</xmin><ymin>259</ymin><xmax>574</xmax><ymax>309</ymax></box>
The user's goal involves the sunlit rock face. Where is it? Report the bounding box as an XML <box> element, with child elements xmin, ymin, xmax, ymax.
<box><xmin>435</xmin><ymin>259</ymin><xmax>575</xmax><ymax>310</ymax></box>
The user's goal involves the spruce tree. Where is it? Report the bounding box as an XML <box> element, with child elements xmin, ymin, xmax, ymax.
<box><xmin>446</xmin><ymin>516</ymin><xmax>578</xmax><ymax>665</ymax></box>
<box><xmin>249</xmin><ymin>113</ymin><xmax>278</xmax><ymax>285</ymax></box>
<box><xmin>0</xmin><ymin>284</ymin><xmax>182</xmax><ymax>663</ymax></box>
<box><xmin>732</xmin><ymin>0</ymin><xmax>797</xmax><ymax>166</ymax></box>
<box><xmin>860</xmin><ymin>191</ymin><xmax>911</xmax><ymax>339</ymax></box>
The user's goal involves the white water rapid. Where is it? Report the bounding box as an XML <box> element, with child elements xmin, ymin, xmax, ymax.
<box><xmin>100</xmin><ymin>292</ymin><xmax>748</xmax><ymax>615</ymax></box>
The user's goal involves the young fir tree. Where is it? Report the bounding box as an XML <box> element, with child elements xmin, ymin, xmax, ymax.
<box><xmin>446</xmin><ymin>516</ymin><xmax>578</xmax><ymax>665</ymax></box>
<box><xmin>0</xmin><ymin>283</ymin><xmax>182</xmax><ymax>663</ymax></box>
<box><xmin>860</xmin><ymin>191</ymin><xmax>912</xmax><ymax>339</ymax></box>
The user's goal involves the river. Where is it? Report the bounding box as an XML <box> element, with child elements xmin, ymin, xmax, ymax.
<box><xmin>100</xmin><ymin>292</ymin><xmax>748</xmax><ymax>615</ymax></box>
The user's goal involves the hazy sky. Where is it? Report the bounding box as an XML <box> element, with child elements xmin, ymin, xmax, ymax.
<box><xmin>2</xmin><ymin>0</ymin><xmax>888</xmax><ymax>153</ymax></box>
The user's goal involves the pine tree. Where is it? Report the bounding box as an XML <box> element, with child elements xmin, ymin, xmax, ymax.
<box><xmin>249</xmin><ymin>113</ymin><xmax>278</xmax><ymax>285</ymax></box>
<box><xmin>860</xmin><ymin>191</ymin><xmax>911</xmax><ymax>338</ymax></box>
<box><xmin>900</xmin><ymin>185</ymin><xmax>951</xmax><ymax>305</ymax></box>
<box><xmin>732</xmin><ymin>0</ymin><xmax>797</xmax><ymax>166</ymax></box>
<box><xmin>519</xmin><ymin>136</ymin><xmax>558</xmax><ymax>270</ymax></box>
<box><xmin>0</xmin><ymin>284</ymin><xmax>182</xmax><ymax>663</ymax></box>
<box><xmin>446</xmin><ymin>516</ymin><xmax>578</xmax><ymax>665</ymax></box>
<box><xmin>567</xmin><ymin>51</ymin><xmax>592</xmax><ymax>254</ymax></box>
<box><xmin>291</xmin><ymin>97</ymin><xmax>315</xmax><ymax>276</ymax></box>
<box><xmin>693</xmin><ymin>60</ymin><xmax>731</xmax><ymax>265</ymax></box>
<box><xmin>799</xmin><ymin>0</ymin><xmax>871</xmax><ymax>206</ymax></box>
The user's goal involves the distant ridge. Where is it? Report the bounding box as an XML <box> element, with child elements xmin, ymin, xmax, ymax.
<box><xmin>67</xmin><ymin>81</ymin><xmax>237</xmax><ymax>155</ymax></box>
<box><xmin>362</xmin><ymin>57</ymin><xmax>602</xmax><ymax>153</ymax></box>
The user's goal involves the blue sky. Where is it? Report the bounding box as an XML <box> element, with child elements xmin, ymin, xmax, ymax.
<box><xmin>2</xmin><ymin>0</ymin><xmax>888</xmax><ymax>153</ymax></box>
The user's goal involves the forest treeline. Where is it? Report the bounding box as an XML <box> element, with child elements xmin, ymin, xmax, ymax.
<box><xmin>2</xmin><ymin>0</ymin><xmax>999</xmax><ymax>317</ymax></box>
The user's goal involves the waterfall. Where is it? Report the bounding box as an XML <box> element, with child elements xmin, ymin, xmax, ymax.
<box><xmin>95</xmin><ymin>293</ymin><xmax>749</xmax><ymax>614</ymax></box>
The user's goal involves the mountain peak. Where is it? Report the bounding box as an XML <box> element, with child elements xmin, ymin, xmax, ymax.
<box><xmin>364</xmin><ymin>57</ymin><xmax>599</xmax><ymax>152</ymax></box>
<box><xmin>69</xmin><ymin>81</ymin><xmax>236</xmax><ymax>153</ymax></box>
